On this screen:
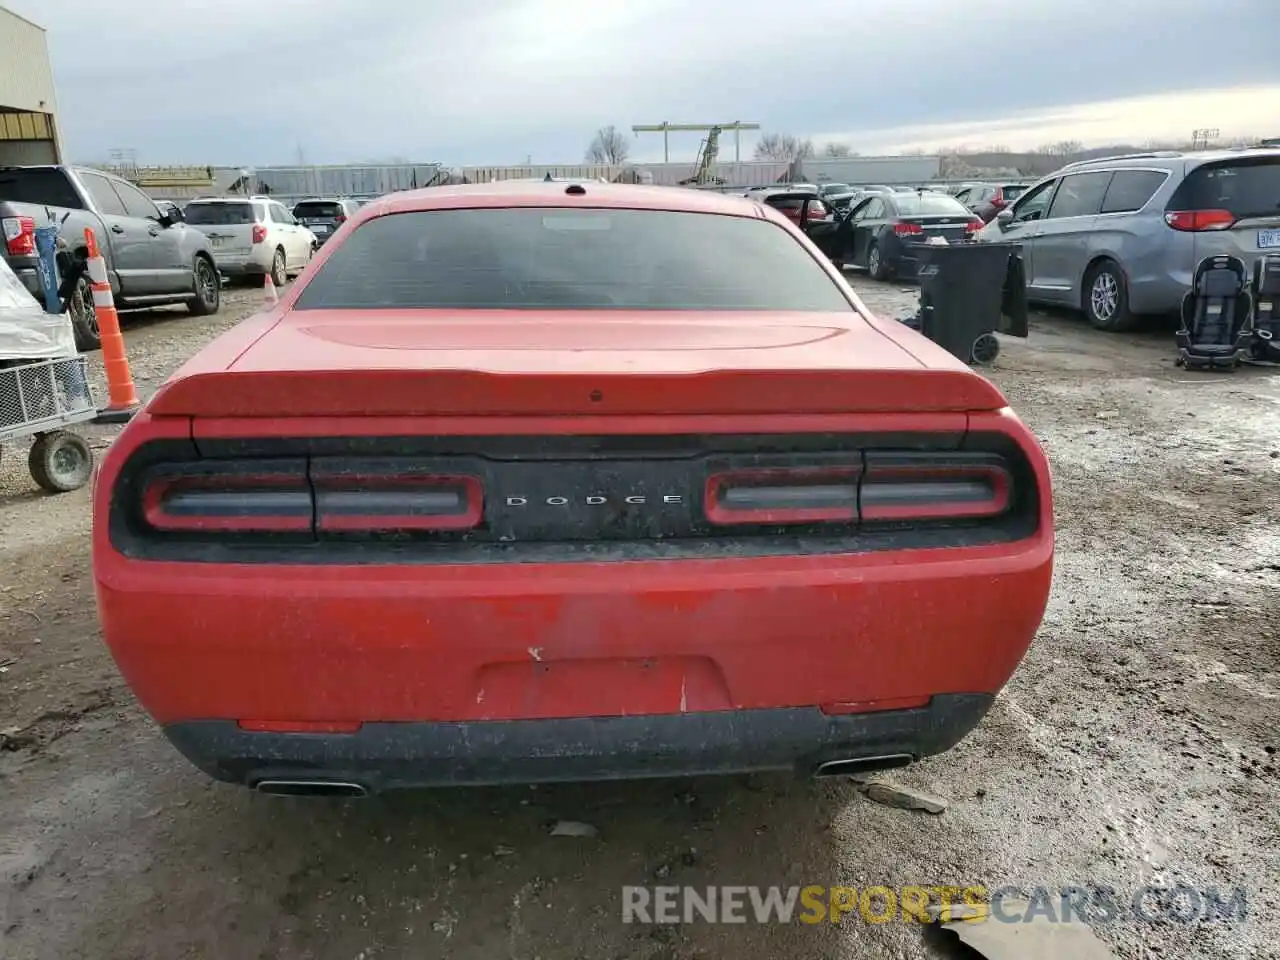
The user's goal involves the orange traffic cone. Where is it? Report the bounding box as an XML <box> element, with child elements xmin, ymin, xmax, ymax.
<box><xmin>263</xmin><ymin>272</ymin><xmax>278</xmax><ymax>305</ymax></box>
<box><xmin>84</xmin><ymin>227</ymin><xmax>139</xmax><ymax>423</ymax></box>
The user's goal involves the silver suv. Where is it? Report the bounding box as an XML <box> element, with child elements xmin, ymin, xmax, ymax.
<box><xmin>975</xmin><ymin>147</ymin><xmax>1280</xmax><ymax>330</ymax></box>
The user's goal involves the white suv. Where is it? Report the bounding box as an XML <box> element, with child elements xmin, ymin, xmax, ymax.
<box><xmin>183</xmin><ymin>196</ymin><xmax>316</xmax><ymax>286</ymax></box>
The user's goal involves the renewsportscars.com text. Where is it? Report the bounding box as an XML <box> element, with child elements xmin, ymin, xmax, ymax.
<box><xmin>621</xmin><ymin>884</ymin><xmax>1248</xmax><ymax>925</ymax></box>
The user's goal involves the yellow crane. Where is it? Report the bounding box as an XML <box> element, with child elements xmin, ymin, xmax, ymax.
<box><xmin>678</xmin><ymin>126</ymin><xmax>725</xmax><ymax>186</ymax></box>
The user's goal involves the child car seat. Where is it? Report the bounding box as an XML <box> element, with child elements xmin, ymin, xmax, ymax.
<box><xmin>1248</xmin><ymin>254</ymin><xmax>1280</xmax><ymax>363</ymax></box>
<box><xmin>1176</xmin><ymin>255</ymin><xmax>1252</xmax><ymax>370</ymax></box>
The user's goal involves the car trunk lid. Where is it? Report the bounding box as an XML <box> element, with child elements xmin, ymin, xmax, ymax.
<box><xmin>147</xmin><ymin>309</ymin><xmax>1006</xmax><ymax>417</ymax></box>
<box><xmin>899</xmin><ymin>214</ymin><xmax>975</xmax><ymax>243</ymax></box>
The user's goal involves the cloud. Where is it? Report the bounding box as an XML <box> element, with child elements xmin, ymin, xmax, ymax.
<box><xmin>8</xmin><ymin>0</ymin><xmax>1279</xmax><ymax>165</ymax></box>
<box><xmin>811</xmin><ymin>84</ymin><xmax>1280</xmax><ymax>155</ymax></box>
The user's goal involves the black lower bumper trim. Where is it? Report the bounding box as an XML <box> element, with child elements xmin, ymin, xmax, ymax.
<box><xmin>163</xmin><ymin>694</ymin><xmax>994</xmax><ymax>792</ymax></box>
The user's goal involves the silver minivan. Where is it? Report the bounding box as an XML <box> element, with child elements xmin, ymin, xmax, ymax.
<box><xmin>975</xmin><ymin>147</ymin><xmax>1280</xmax><ymax>330</ymax></box>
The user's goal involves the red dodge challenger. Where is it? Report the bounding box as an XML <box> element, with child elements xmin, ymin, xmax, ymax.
<box><xmin>92</xmin><ymin>181</ymin><xmax>1054</xmax><ymax>796</ymax></box>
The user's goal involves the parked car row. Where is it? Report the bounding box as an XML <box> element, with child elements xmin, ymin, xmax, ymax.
<box><xmin>1</xmin><ymin>164</ymin><xmax>220</xmax><ymax>350</ymax></box>
<box><xmin>973</xmin><ymin>146</ymin><xmax>1280</xmax><ymax>330</ymax></box>
<box><xmin>755</xmin><ymin>186</ymin><xmax>984</xmax><ymax>279</ymax></box>
<box><xmin>743</xmin><ymin>146</ymin><xmax>1280</xmax><ymax>333</ymax></box>
<box><xmin>0</xmin><ymin>160</ymin><xmax>371</xmax><ymax>351</ymax></box>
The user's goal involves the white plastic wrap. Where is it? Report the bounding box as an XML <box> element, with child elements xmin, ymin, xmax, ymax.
<box><xmin>0</xmin><ymin>255</ymin><xmax>77</xmax><ymax>360</ymax></box>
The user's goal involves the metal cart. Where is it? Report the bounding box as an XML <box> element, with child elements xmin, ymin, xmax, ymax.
<box><xmin>0</xmin><ymin>354</ymin><xmax>97</xmax><ymax>493</ymax></box>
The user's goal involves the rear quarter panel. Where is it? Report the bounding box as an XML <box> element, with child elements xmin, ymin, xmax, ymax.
<box><xmin>1085</xmin><ymin>205</ymin><xmax>1187</xmax><ymax>314</ymax></box>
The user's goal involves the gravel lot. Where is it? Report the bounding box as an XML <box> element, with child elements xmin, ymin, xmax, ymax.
<box><xmin>1</xmin><ymin>276</ymin><xmax>1277</xmax><ymax>960</ymax></box>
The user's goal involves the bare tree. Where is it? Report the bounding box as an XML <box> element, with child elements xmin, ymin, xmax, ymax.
<box><xmin>822</xmin><ymin>141</ymin><xmax>855</xmax><ymax>158</ymax></box>
<box><xmin>1036</xmin><ymin>140</ymin><xmax>1084</xmax><ymax>159</ymax></box>
<box><xmin>754</xmin><ymin>133</ymin><xmax>815</xmax><ymax>162</ymax></box>
<box><xmin>585</xmin><ymin>125</ymin><xmax>630</xmax><ymax>165</ymax></box>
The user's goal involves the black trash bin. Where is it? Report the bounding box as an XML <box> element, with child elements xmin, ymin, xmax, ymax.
<box><xmin>912</xmin><ymin>241</ymin><xmax>1025</xmax><ymax>364</ymax></box>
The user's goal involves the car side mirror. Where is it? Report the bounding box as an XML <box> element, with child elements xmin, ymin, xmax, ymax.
<box><xmin>996</xmin><ymin>209</ymin><xmax>1014</xmax><ymax>227</ymax></box>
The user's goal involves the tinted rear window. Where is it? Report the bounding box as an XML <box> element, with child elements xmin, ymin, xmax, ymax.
<box><xmin>293</xmin><ymin>208</ymin><xmax>856</xmax><ymax>312</ymax></box>
<box><xmin>294</xmin><ymin>201</ymin><xmax>344</xmax><ymax>218</ymax></box>
<box><xmin>1171</xmin><ymin>158</ymin><xmax>1280</xmax><ymax>219</ymax></box>
<box><xmin>892</xmin><ymin>194</ymin><xmax>969</xmax><ymax>215</ymax></box>
<box><xmin>1100</xmin><ymin>170</ymin><xmax>1167</xmax><ymax>214</ymax></box>
<box><xmin>184</xmin><ymin>202</ymin><xmax>256</xmax><ymax>225</ymax></box>
<box><xmin>0</xmin><ymin>168</ymin><xmax>82</xmax><ymax>208</ymax></box>
<box><xmin>1002</xmin><ymin>184</ymin><xmax>1027</xmax><ymax>200</ymax></box>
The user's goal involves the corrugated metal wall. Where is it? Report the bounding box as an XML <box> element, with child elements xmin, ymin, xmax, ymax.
<box><xmin>0</xmin><ymin>9</ymin><xmax>60</xmax><ymax>162</ymax></box>
<box><xmin>157</xmin><ymin>156</ymin><xmax>948</xmax><ymax>204</ymax></box>
<box><xmin>0</xmin><ymin>9</ymin><xmax>58</xmax><ymax>114</ymax></box>
<box><xmin>238</xmin><ymin>164</ymin><xmax>443</xmax><ymax>198</ymax></box>
<box><xmin>797</xmin><ymin>157</ymin><xmax>943</xmax><ymax>185</ymax></box>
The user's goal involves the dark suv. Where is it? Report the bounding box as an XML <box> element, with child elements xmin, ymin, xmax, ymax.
<box><xmin>291</xmin><ymin>197</ymin><xmax>359</xmax><ymax>245</ymax></box>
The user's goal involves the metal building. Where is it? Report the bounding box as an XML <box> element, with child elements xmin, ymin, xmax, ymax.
<box><xmin>0</xmin><ymin>6</ymin><xmax>61</xmax><ymax>165</ymax></box>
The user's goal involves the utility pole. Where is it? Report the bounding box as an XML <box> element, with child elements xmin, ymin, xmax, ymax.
<box><xmin>631</xmin><ymin>121</ymin><xmax>760</xmax><ymax>163</ymax></box>
<box><xmin>1191</xmin><ymin>128</ymin><xmax>1220</xmax><ymax>151</ymax></box>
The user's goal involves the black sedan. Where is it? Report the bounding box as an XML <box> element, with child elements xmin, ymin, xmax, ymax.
<box><xmin>839</xmin><ymin>191</ymin><xmax>985</xmax><ymax>281</ymax></box>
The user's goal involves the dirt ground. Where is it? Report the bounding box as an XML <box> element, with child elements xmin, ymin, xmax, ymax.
<box><xmin>1</xmin><ymin>276</ymin><xmax>1277</xmax><ymax>960</ymax></box>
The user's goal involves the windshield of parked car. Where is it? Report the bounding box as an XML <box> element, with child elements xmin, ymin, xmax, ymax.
<box><xmin>292</xmin><ymin>208</ymin><xmax>856</xmax><ymax>312</ymax></box>
<box><xmin>892</xmin><ymin>194</ymin><xmax>971</xmax><ymax>215</ymax></box>
<box><xmin>184</xmin><ymin>202</ymin><xmax>257</xmax><ymax>225</ymax></box>
<box><xmin>1171</xmin><ymin>157</ymin><xmax>1280</xmax><ymax>220</ymax></box>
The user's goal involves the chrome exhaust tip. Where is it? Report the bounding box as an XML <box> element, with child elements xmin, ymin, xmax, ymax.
<box><xmin>253</xmin><ymin>779</ymin><xmax>369</xmax><ymax>798</ymax></box>
<box><xmin>812</xmin><ymin>754</ymin><xmax>913</xmax><ymax>777</ymax></box>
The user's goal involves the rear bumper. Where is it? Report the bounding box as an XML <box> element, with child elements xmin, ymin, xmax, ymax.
<box><xmin>211</xmin><ymin>247</ymin><xmax>273</xmax><ymax>275</ymax></box>
<box><xmin>164</xmin><ymin>693</ymin><xmax>995</xmax><ymax>791</ymax></box>
<box><xmin>6</xmin><ymin>258</ymin><xmax>43</xmax><ymax>298</ymax></box>
<box><xmin>97</xmin><ymin>535</ymin><xmax>1051</xmax><ymax>722</ymax></box>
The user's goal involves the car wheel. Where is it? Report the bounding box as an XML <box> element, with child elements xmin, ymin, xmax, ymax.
<box><xmin>186</xmin><ymin>256</ymin><xmax>221</xmax><ymax>316</ymax></box>
<box><xmin>868</xmin><ymin>243</ymin><xmax>891</xmax><ymax>281</ymax></box>
<box><xmin>271</xmin><ymin>248</ymin><xmax>288</xmax><ymax>288</ymax></box>
<box><xmin>1083</xmin><ymin>260</ymin><xmax>1135</xmax><ymax>331</ymax></box>
<box><xmin>28</xmin><ymin>430</ymin><xmax>94</xmax><ymax>494</ymax></box>
<box><xmin>68</xmin><ymin>274</ymin><xmax>100</xmax><ymax>352</ymax></box>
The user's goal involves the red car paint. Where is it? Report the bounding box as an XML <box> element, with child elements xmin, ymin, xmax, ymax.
<box><xmin>92</xmin><ymin>182</ymin><xmax>1053</xmax><ymax>790</ymax></box>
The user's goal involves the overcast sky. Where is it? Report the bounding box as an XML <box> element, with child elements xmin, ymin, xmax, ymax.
<box><xmin>10</xmin><ymin>0</ymin><xmax>1279</xmax><ymax>166</ymax></box>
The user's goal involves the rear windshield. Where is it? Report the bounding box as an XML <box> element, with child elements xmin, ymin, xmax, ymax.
<box><xmin>294</xmin><ymin>201</ymin><xmax>344</xmax><ymax>218</ymax></box>
<box><xmin>184</xmin><ymin>202</ymin><xmax>257</xmax><ymax>225</ymax></box>
<box><xmin>0</xmin><ymin>168</ymin><xmax>83</xmax><ymax>208</ymax></box>
<box><xmin>293</xmin><ymin>208</ymin><xmax>856</xmax><ymax>312</ymax></box>
<box><xmin>1171</xmin><ymin>158</ymin><xmax>1280</xmax><ymax>220</ymax></box>
<box><xmin>1002</xmin><ymin>184</ymin><xmax>1027</xmax><ymax>200</ymax></box>
<box><xmin>892</xmin><ymin>194</ymin><xmax>969</xmax><ymax>215</ymax></box>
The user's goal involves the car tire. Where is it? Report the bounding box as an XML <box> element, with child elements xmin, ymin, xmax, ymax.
<box><xmin>1083</xmin><ymin>260</ymin><xmax>1135</xmax><ymax>332</ymax></box>
<box><xmin>868</xmin><ymin>242</ymin><xmax>892</xmax><ymax>281</ymax></box>
<box><xmin>68</xmin><ymin>274</ymin><xmax>100</xmax><ymax>352</ymax></box>
<box><xmin>186</xmin><ymin>255</ymin><xmax>221</xmax><ymax>316</ymax></box>
<box><xmin>28</xmin><ymin>430</ymin><xmax>94</xmax><ymax>494</ymax></box>
<box><xmin>271</xmin><ymin>248</ymin><xmax>287</xmax><ymax>288</ymax></box>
